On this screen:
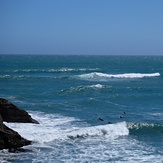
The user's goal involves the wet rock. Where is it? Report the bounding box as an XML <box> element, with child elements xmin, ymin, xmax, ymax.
<box><xmin>0</xmin><ymin>98</ymin><xmax>39</xmax><ymax>124</ymax></box>
<box><xmin>0</xmin><ymin>114</ymin><xmax>3</xmax><ymax>123</ymax></box>
<box><xmin>0</xmin><ymin>123</ymin><xmax>31</xmax><ymax>150</ymax></box>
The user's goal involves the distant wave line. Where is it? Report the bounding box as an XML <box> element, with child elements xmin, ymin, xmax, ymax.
<box><xmin>0</xmin><ymin>74</ymin><xmax>68</xmax><ymax>80</ymax></box>
<box><xmin>11</xmin><ymin>68</ymin><xmax>100</xmax><ymax>73</ymax></box>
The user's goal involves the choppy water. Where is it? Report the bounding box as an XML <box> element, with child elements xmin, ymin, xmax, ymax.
<box><xmin>0</xmin><ymin>55</ymin><xmax>163</xmax><ymax>162</ymax></box>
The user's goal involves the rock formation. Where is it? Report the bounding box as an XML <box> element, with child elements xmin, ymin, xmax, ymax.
<box><xmin>0</xmin><ymin>98</ymin><xmax>39</xmax><ymax>151</ymax></box>
<box><xmin>0</xmin><ymin>121</ymin><xmax>31</xmax><ymax>150</ymax></box>
<box><xmin>0</xmin><ymin>98</ymin><xmax>39</xmax><ymax>124</ymax></box>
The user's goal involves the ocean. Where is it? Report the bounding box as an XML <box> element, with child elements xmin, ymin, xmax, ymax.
<box><xmin>0</xmin><ymin>55</ymin><xmax>163</xmax><ymax>163</ymax></box>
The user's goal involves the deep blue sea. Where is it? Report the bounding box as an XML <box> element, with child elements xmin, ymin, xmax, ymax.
<box><xmin>0</xmin><ymin>55</ymin><xmax>163</xmax><ymax>163</ymax></box>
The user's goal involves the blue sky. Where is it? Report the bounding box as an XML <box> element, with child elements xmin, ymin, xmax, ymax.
<box><xmin>0</xmin><ymin>0</ymin><xmax>163</xmax><ymax>55</ymax></box>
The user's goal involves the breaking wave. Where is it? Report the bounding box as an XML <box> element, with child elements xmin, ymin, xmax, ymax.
<box><xmin>3</xmin><ymin>114</ymin><xmax>163</xmax><ymax>163</ymax></box>
<box><xmin>67</xmin><ymin>121</ymin><xmax>129</xmax><ymax>140</ymax></box>
<box><xmin>76</xmin><ymin>72</ymin><xmax>160</xmax><ymax>81</ymax></box>
<box><xmin>5</xmin><ymin>112</ymin><xmax>129</xmax><ymax>144</ymax></box>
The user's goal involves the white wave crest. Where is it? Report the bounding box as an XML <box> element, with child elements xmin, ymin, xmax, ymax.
<box><xmin>77</xmin><ymin>72</ymin><xmax>160</xmax><ymax>80</ymax></box>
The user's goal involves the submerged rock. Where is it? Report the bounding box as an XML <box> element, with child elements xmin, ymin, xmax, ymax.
<box><xmin>0</xmin><ymin>98</ymin><xmax>39</xmax><ymax>124</ymax></box>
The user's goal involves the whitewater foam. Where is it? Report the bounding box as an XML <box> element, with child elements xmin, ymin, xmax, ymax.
<box><xmin>67</xmin><ymin>121</ymin><xmax>129</xmax><ymax>140</ymax></box>
<box><xmin>5</xmin><ymin>112</ymin><xmax>129</xmax><ymax>144</ymax></box>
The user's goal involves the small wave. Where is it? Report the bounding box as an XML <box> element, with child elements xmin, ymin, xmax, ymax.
<box><xmin>0</xmin><ymin>74</ymin><xmax>69</xmax><ymax>80</ymax></box>
<box><xmin>60</xmin><ymin>84</ymin><xmax>109</xmax><ymax>95</ymax></box>
<box><xmin>90</xmin><ymin>84</ymin><xmax>104</xmax><ymax>89</ymax></box>
<box><xmin>0</xmin><ymin>75</ymin><xmax>10</xmax><ymax>79</ymax></box>
<box><xmin>76</xmin><ymin>72</ymin><xmax>160</xmax><ymax>81</ymax></box>
<box><xmin>127</xmin><ymin>122</ymin><xmax>163</xmax><ymax>134</ymax></box>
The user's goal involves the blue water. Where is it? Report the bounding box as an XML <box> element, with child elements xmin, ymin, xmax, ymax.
<box><xmin>0</xmin><ymin>55</ymin><xmax>163</xmax><ymax>162</ymax></box>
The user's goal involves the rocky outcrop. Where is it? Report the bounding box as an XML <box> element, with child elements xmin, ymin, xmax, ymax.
<box><xmin>0</xmin><ymin>98</ymin><xmax>39</xmax><ymax>124</ymax></box>
<box><xmin>0</xmin><ymin>98</ymin><xmax>39</xmax><ymax>151</ymax></box>
<box><xmin>0</xmin><ymin>122</ymin><xmax>31</xmax><ymax>150</ymax></box>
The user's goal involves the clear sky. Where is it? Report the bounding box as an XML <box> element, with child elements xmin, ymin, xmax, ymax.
<box><xmin>0</xmin><ymin>0</ymin><xmax>163</xmax><ymax>55</ymax></box>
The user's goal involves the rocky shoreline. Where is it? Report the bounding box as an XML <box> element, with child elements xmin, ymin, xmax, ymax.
<box><xmin>0</xmin><ymin>98</ymin><xmax>39</xmax><ymax>152</ymax></box>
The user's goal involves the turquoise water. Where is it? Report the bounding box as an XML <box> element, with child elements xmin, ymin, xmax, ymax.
<box><xmin>0</xmin><ymin>55</ymin><xmax>163</xmax><ymax>162</ymax></box>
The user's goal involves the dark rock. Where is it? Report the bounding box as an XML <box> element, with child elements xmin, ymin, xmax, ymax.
<box><xmin>0</xmin><ymin>98</ymin><xmax>39</xmax><ymax>124</ymax></box>
<box><xmin>0</xmin><ymin>114</ymin><xmax>3</xmax><ymax>123</ymax></box>
<box><xmin>0</xmin><ymin>123</ymin><xmax>31</xmax><ymax>150</ymax></box>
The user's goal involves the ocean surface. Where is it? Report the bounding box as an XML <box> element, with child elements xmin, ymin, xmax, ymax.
<box><xmin>0</xmin><ymin>55</ymin><xmax>163</xmax><ymax>163</ymax></box>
